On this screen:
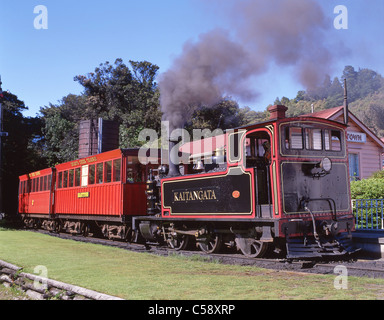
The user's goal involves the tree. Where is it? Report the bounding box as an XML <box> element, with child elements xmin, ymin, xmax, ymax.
<box><xmin>40</xmin><ymin>94</ymin><xmax>87</xmax><ymax>165</ymax></box>
<box><xmin>1</xmin><ymin>90</ymin><xmax>46</xmax><ymax>217</ymax></box>
<box><xmin>74</xmin><ymin>58</ymin><xmax>162</xmax><ymax>148</ymax></box>
<box><xmin>39</xmin><ymin>58</ymin><xmax>163</xmax><ymax>164</ymax></box>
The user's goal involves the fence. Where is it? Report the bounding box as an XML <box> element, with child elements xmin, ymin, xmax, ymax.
<box><xmin>352</xmin><ymin>199</ymin><xmax>384</xmax><ymax>231</ymax></box>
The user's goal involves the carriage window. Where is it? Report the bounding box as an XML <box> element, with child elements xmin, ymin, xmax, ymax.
<box><xmin>44</xmin><ymin>176</ymin><xmax>48</xmax><ymax>191</ymax></box>
<box><xmin>113</xmin><ymin>159</ymin><xmax>121</xmax><ymax>182</ymax></box>
<box><xmin>245</xmin><ymin>138</ymin><xmax>251</xmax><ymax>157</ymax></box>
<box><xmin>104</xmin><ymin>161</ymin><xmax>112</xmax><ymax>183</ymax></box>
<box><xmin>39</xmin><ymin>177</ymin><xmax>43</xmax><ymax>191</ymax></box>
<box><xmin>81</xmin><ymin>165</ymin><xmax>88</xmax><ymax>187</ymax></box>
<box><xmin>48</xmin><ymin>175</ymin><xmax>52</xmax><ymax>190</ymax></box>
<box><xmin>63</xmin><ymin>171</ymin><xmax>68</xmax><ymax>188</ymax></box>
<box><xmin>325</xmin><ymin>130</ymin><xmax>342</xmax><ymax>151</ymax></box>
<box><xmin>68</xmin><ymin>169</ymin><xmax>74</xmax><ymax>188</ymax></box>
<box><xmin>96</xmin><ymin>163</ymin><xmax>103</xmax><ymax>184</ymax></box>
<box><xmin>305</xmin><ymin>128</ymin><xmax>322</xmax><ymax>150</ymax></box>
<box><xmin>89</xmin><ymin>164</ymin><xmax>95</xmax><ymax>185</ymax></box>
<box><xmin>58</xmin><ymin>172</ymin><xmax>63</xmax><ymax>189</ymax></box>
<box><xmin>286</xmin><ymin>127</ymin><xmax>303</xmax><ymax>149</ymax></box>
<box><xmin>75</xmin><ymin>168</ymin><xmax>81</xmax><ymax>187</ymax></box>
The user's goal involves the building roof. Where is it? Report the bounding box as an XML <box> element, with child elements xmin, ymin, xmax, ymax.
<box><xmin>301</xmin><ymin>106</ymin><xmax>344</xmax><ymax>119</ymax></box>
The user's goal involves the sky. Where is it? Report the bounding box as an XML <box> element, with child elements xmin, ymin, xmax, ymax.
<box><xmin>0</xmin><ymin>0</ymin><xmax>383</xmax><ymax>118</ymax></box>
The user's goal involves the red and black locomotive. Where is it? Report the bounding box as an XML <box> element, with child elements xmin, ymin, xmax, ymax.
<box><xmin>18</xmin><ymin>105</ymin><xmax>358</xmax><ymax>259</ymax></box>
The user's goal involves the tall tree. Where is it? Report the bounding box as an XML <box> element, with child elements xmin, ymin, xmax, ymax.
<box><xmin>40</xmin><ymin>94</ymin><xmax>87</xmax><ymax>165</ymax></box>
<box><xmin>1</xmin><ymin>90</ymin><xmax>45</xmax><ymax>217</ymax></box>
<box><xmin>74</xmin><ymin>58</ymin><xmax>162</xmax><ymax>148</ymax></box>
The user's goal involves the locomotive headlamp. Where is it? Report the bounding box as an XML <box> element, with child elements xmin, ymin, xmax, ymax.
<box><xmin>320</xmin><ymin>157</ymin><xmax>332</xmax><ymax>172</ymax></box>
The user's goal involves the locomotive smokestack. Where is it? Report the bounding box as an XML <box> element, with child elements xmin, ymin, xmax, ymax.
<box><xmin>343</xmin><ymin>78</ymin><xmax>349</xmax><ymax>125</ymax></box>
<box><xmin>168</xmin><ymin>138</ymin><xmax>181</xmax><ymax>177</ymax></box>
<box><xmin>268</xmin><ymin>105</ymin><xmax>288</xmax><ymax>120</ymax></box>
<box><xmin>167</xmin><ymin>111</ymin><xmax>185</xmax><ymax>177</ymax></box>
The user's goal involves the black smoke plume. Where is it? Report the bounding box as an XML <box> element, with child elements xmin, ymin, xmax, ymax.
<box><xmin>159</xmin><ymin>0</ymin><xmax>338</xmax><ymax>129</ymax></box>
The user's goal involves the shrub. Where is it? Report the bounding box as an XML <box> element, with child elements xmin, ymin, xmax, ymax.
<box><xmin>351</xmin><ymin>178</ymin><xmax>384</xmax><ymax>229</ymax></box>
<box><xmin>350</xmin><ymin>178</ymin><xmax>384</xmax><ymax>200</ymax></box>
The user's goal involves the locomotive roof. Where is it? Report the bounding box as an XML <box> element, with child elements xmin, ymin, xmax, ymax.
<box><xmin>233</xmin><ymin>114</ymin><xmax>347</xmax><ymax>132</ymax></box>
<box><xmin>179</xmin><ymin>114</ymin><xmax>347</xmax><ymax>156</ymax></box>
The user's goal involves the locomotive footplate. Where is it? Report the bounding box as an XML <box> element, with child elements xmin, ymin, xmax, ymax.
<box><xmin>283</xmin><ymin>216</ymin><xmax>360</xmax><ymax>259</ymax></box>
<box><xmin>285</xmin><ymin>233</ymin><xmax>358</xmax><ymax>259</ymax></box>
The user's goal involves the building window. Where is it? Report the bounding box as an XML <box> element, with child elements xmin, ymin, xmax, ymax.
<box><xmin>349</xmin><ymin>153</ymin><xmax>360</xmax><ymax>181</ymax></box>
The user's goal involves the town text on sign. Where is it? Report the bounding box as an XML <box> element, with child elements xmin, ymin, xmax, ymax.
<box><xmin>347</xmin><ymin>132</ymin><xmax>366</xmax><ymax>143</ymax></box>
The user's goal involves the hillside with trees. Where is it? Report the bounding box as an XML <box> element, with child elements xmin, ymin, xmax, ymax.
<box><xmin>272</xmin><ymin>66</ymin><xmax>384</xmax><ymax>137</ymax></box>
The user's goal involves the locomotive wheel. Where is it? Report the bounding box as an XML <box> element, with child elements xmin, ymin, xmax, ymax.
<box><xmin>197</xmin><ymin>233</ymin><xmax>222</xmax><ymax>254</ymax></box>
<box><xmin>236</xmin><ymin>238</ymin><xmax>269</xmax><ymax>258</ymax></box>
<box><xmin>167</xmin><ymin>233</ymin><xmax>189</xmax><ymax>251</ymax></box>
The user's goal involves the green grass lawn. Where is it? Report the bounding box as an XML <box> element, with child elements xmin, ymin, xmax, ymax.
<box><xmin>1</xmin><ymin>227</ymin><xmax>384</xmax><ymax>300</ymax></box>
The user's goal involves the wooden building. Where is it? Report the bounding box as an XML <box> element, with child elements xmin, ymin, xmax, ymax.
<box><xmin>302</xmin><ymin>106</ymin><xmax>384</xmax><ymax>180</ymax></box>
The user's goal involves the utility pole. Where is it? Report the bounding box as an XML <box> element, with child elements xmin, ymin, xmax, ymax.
<box><xmin>343</xmin><ymin>78</ymin><xmax>349</xmax><ymax>125</ymax></box>
<box><xmin>0</xmin><ymin>76</ymin><xmax>9</xmax><ymax>218</ymax></box>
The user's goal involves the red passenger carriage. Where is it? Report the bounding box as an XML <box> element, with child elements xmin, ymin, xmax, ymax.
<box><xmin>19</xmin><ymin>148</ymin><xmax>158</xmax><ymax>239</ymax></box>
<box><xmin>18</xmin><ymin>168</ymin><xmax>54</xmax><ymax>228</ymax></box>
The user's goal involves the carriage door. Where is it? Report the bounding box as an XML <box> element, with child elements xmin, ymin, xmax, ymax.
<box><xmin>245</xmin><ymin>130</ymin><xmax>273</xmax><ymax>218</ymax></box>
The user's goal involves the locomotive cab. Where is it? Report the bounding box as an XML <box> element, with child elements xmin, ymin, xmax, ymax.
<box><xmin>278</xmin><ymin>120</ymin><xmax>356</xmax><ymax>258</ymax></box>
<box><xmin>244</xmin><ymin>130</ymin><xmax>273</xmax><ymax>218</ymax></box>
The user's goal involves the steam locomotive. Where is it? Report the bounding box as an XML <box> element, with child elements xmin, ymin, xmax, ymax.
<box><xmin>18</xmin><ymin>105</ymin><xmax>359</xmax><ymax>259</ymax></box>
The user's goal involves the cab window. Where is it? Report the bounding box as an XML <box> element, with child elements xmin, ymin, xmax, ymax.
<box><xmin>285</xmin><ymin>127</ymin><xmax>303</xmax><ymax>150</ymax></box>
<box><xmin>305</xmin><ymin>128</ymin><xmax>322</xmax><ymax>150</ymax></box>
<box><xmin>325</xmin><ymin>130</ymin><xmax>342</xmax><ymax>151</ymax></box>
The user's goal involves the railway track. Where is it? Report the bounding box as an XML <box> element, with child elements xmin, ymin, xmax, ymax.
<box><xmin>33</xmin><ymin>229</ymin><xmax>384</xmax><ymax>279</ymax></box>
